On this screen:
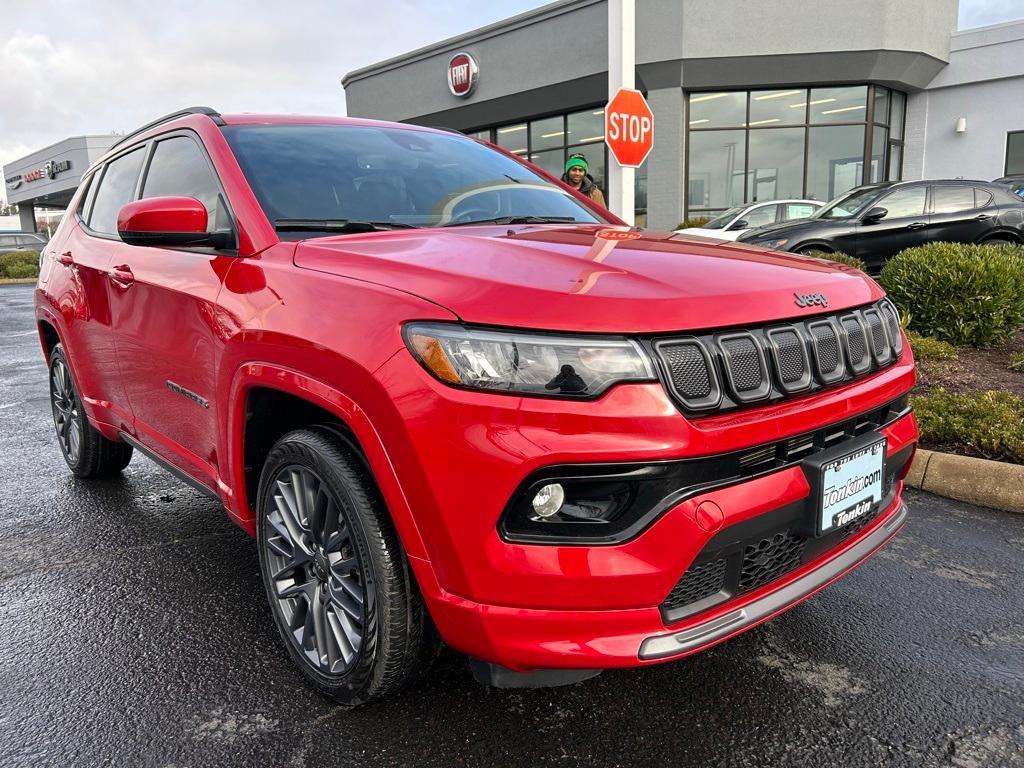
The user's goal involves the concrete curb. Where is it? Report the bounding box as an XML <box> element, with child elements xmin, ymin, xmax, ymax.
<box><xmin>0</xmin><ymin>278</ymin><xmax>37</xmax><ymax>285</ymax></box>
<box><xmin>905</xmin><ymin>448</ymin><xmax>1024</xmax><ymax>514</ymax></box>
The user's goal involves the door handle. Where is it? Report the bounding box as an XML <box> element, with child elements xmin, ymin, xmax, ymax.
<box><xmin>975</xmin><ymin>213</ymin><xmax>992</xmax><ymax>221</ymax></box>
<box><xmin>906</xmin><ymin>222</ymin><xmax>926</xmax><ymax>230</ymax></box>
<box><xmin>110</xmin><ymin>264</ymin><xmax>135</xmax><ymax>288</ymax></box>
<box><xmin>58</xmin><ymin>251</ymin><xmax>74</xmax><ymax>266</ymax></box>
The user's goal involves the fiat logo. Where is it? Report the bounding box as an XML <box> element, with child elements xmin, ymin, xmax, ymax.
<box><xmin>447</xmin><ymin>52</ymin><xmax>478</xmax><ymax>98</ymax></box>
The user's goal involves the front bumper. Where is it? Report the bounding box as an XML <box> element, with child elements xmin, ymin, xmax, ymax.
<box><xmin>375</xmin><ymin>344</ymin><xmax>918</xmax><ymax>671</ymax></box>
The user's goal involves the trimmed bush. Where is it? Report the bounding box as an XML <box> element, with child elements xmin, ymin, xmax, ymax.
<box><xmin>905</xmin><ymin>331</ymin><xmax>958</xmax><ymax>362</ymax></box>
<box><xmin>0</xmin><ymin>250</ymin><xmax>40</xmax><ymax>279</ymax></box>
<box><xmin>879</xmin><ymin>242</ymin><xmax>1024</xmax><ymax>347</ymax></box>
<box><xmin>911</xmin><ymin>388</ymin><xmax>1024</xmax><ymax>464</ymax></box>
<box><xmin>803</xmin><ymin>250</ymin><xmax>867</xmax><ymax>271</ymax></box>
<box><xmin>676</xmin><ymin>216</ymin><xmax>711</xmax><ymax>229</ymax></box>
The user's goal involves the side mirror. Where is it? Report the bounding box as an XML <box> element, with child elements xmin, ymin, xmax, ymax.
<box><xmin>117</xmin><ymin>196</ymin><xmax>232</xmax><ymax>249</ymax></box>
<box><xmin>862</xmin><ymin>206</ymin><xmax>888</xmax><ymax>223</ymax></box>
<box><xmin>728</xmin><ymin>219</ymin><xmax>749</xmax><ymax>231</ymax></box>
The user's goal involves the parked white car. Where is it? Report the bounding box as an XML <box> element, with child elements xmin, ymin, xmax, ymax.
<box><xmin>675</xmin><ymin>199</ymin><xmax>823</xmax><ymax>241</ymax></box>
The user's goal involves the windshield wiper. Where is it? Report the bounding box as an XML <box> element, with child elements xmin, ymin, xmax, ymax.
<box><xmin>274</xmin><ymin>219</ymin><xmax>417</xmax><ymax>233</ymax></box>
<box><xmin>442</xmin><ymin>215</ymin><xmax>576</xmax><ymax>228</ymax></box>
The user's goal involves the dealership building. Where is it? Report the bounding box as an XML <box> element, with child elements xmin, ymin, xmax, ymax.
<box><xmin>343</xmin><ymin>0</ymin><xmax>1024</xmax><ymax>230</ymax></box>
<box><xmin>3</xmin><ymin>135</ymin><xmax>118</xmax><ymax>232</ymax></box>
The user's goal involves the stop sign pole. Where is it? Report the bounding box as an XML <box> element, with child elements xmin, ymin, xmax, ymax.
<box><xmin>607</xmin><ymin>0</ymin><xmax>635</xmax><ymax>224</ymax></box>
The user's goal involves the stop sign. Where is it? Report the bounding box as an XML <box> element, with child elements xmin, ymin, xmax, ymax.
<box><xmin>605</xmin><ymin>89</ymin><xmax>654</xmax><ymax>167</ymax></box>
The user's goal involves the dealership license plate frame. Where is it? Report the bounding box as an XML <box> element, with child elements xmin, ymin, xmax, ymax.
<box><xmin>803</xmin><ymin>432</ymin><xmax>887</xmax><ymax>536</ymax></box>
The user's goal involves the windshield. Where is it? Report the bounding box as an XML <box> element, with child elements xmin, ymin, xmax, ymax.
<box><xmin>814</xmin><ymin>187</ymin><xmax>884</xmax><ymax>219</ymax></box>
<box><xmin>701</xmin><ymin>207</ymin><xmax>745</xmax><ymax>229</ymax></box>
<box><xmin>222</xmin><ymin>124</ymin><xmax>605</xmax><ymax>233</ymax></box>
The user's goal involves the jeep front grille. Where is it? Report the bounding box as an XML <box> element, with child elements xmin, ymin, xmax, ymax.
<box><xmin>652</xmin><ymin>299</ymin><xmax>903</xmax><ymax>415</ymax></box>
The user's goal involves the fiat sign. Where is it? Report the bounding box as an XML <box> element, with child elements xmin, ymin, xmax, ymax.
<box><xmin>447</xmin><ymin>52</ymin><xmax>478</xmax><ymax>98</ymax></box>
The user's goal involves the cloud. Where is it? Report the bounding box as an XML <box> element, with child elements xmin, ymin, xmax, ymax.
<box><xmin>0</xmin><ymin>0</ymin><xmax>541</xmax><ymax>200</ymax></box>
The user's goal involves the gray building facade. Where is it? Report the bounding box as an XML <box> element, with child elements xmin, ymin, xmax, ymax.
<box><xmin>3</xmin><ymin>135</ymin><xmax>117</xmax><ymax>232</ymax></box>
<box><xmin>344</xmin><ymin>0</ymin><xmax>1023</xmax><ymax>231</ymax></box>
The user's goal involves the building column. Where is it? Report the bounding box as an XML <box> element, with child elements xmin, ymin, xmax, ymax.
<box><xmin>18</xmin><ymin>202</ymin><xmax>36</xmax><ymax>232</ymax></box>
<box><xmin>643</xmin><ymin>87</ymin><xmax>684</xmax><ymax>231</ymax></box>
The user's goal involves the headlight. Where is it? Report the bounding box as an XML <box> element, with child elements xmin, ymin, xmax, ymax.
<box><xmin>403</xmin><ymin>322</ymin><xmax>655</xmax><ymax>398</ymax></box>
<box><xmin>756</xmin><ymin>238</ymin><xmax>790</xmax><ymax>250</ymax></box>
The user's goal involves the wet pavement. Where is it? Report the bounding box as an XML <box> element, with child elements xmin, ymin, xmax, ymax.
<box><xmin>1</xmin><ymin>283</ymin><xmax>1022</xmax><ymax>767</ymax></box>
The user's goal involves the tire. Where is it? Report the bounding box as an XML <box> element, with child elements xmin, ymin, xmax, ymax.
<box><xmin>256</xmin><ymin>427</ymin><xmax>439</xmax><ymax>706</ymax></box>
<box><xmin>48</xmin><ymin>344</ymin><xmax>133</xmax><ymax>478</ymax></box>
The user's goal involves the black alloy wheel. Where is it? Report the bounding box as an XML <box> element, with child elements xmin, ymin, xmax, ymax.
<box><xmin>256</xmin><ymin>427</ymin><xmax>439</xmax><ymax>705</ymax></box>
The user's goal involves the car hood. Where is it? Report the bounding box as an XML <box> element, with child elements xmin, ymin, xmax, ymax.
<box><xmin>293</xmin><ymin>224</ymin><xmax>882</xmax><ymax>333</ymax></box>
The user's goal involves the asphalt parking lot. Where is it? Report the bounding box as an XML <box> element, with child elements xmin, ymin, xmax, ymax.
<box><xmin>1</xmin><ymin>282</ymin><xmax>1023</xmax><ymax>768</ymax></box>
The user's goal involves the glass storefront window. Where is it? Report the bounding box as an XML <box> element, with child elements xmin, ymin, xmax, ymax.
<box><xmin>747</xmin><ymin>128</ymin><xmax>804</xmax><ymax>201</ymax></box>
<box><xmin>567</xmin><ymin>109</ymin><xmax>605</xmax><ymax>145</ymax></box>
<box><xmin>749</xmin><ymin>89</ymin><xmax>807</xmax><ymax>127</ymax></box>
<box><xmin>689</xmin><ymin>91</ymin><xmax>746</xmax><ymax>129</ymax></box>
<box><xmin>495</xmin><ymin>123</ymin><xmax>527</xmax><ymax>154</ymax></box>
<box><xmin>890</xmin><ymin>92</ymin><xmax>905</xmax><ymax>139</ymax></box>
<box><xmin>808</xmin><ymin>86</ymin><xmax>868</xmax><ymax>124</ymax></box>
<box><xmin>1006</xmin><ymin>131</ymin><xmax>1024</xmax><ymax>175</ymax></box>
<box><xmin>870</xmin><ymin>126</ymin><xmax>888</xmax><ymax>183</ymax></box>
<box><xmin>635</xmin><ymin>161</ymin><xmax>648</xmax><ymax>212</ymax></box>
<box><xmin>467</xmin><ymin>130</ymin><xmax>490</xmax><ymax>142</ymax></box>
<box><xmin>888</xmin><ymin>144</ymin><xmax>903</xmax><ymax>181</ymax></box>
<box><xmin>688</xmin><ymin>129</ymin><xmax>746</xmax><ymax>209</ymax></box>
<box><xmin>528</xmin><ymin>148</ymin><xmax>565</xmax><ymax>180</ymax></box>
<box><xmin>873</xmin><ymin>86</ymin><xmax>890</xmax><ymax>125</ymax></box>
<box><xmin>530</xmin><ymin>116</ymin><xmax>564</xmax><ymax>152</ymax></box>
<box><xmin>572</xmin><ymin>147</ymin><xmax>605</xmax><ymax>192</ymax></box>
<box><xmin>806</xmin><ymin>125</ymin><xmax>866</xmax><ymax>201</ymax></box>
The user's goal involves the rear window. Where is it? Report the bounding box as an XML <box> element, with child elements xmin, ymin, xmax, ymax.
<box><xmin>222</xmin><ymin>124</ymin><xmax>604</xmax><ymax>231</ymax></box>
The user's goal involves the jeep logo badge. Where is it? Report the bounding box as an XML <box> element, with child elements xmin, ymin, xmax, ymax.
<box><xmin>794</xmin><ymin>291</ymin><xmax>829</xmax><ymax>308</ymax></box>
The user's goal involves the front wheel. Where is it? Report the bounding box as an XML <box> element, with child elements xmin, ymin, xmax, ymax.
<box><xmin>48</xmin><ymin>344</ymin><xmax>132</xmax><ymax>478</ymax></box>
<box><xmin>256</xmin><ymin>427</ymin><xmax>438</xmax><ymax>706</ymax></box>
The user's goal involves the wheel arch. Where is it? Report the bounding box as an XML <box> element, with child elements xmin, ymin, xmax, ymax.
<box><xmin>226</xmin><ymin>363</ymin><xmax>429</xmax><ymax>561</ymax></box>
<box><xmin>979</xmin><ymin>229</ymin><xmax>1023</xmax><ymax>244</ymax></box>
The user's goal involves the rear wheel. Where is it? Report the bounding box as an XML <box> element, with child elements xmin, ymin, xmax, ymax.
<box><xmin>256</xmin><ymin>427</ymin><xmax>438</xmax><ymax>706</ymax></box>
<box><xmin>983</xmin><ymin>236</ymin><xmax>1016</xmax><ymax>248</ymax></box>
<box><xmin>48</xmin><ymin>344</ymin><xmax>132</xmax><ymax>478</ymax></box>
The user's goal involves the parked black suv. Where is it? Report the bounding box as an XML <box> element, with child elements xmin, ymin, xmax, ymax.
<box><xmin>737</xmin><ymin>180</ymin><xmax>1024</xmax><ymax>272</ymax></box>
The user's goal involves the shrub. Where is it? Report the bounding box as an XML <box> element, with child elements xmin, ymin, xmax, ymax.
<box><xmin>1010</xmin><ymin>352</ymin><xmax>1024</xmax><ymax>373</ymax></box>
<box><xmin>677</xmin><ymin>216</ymin><xmax>711</xmax><ymax>229</ymax></box>
<box><xmin>803</xmin><ymin>250</ymin><xmax>867</xmax><ymax>271</ymax></box>
<box><xmin>879</xmin><ymin>242</ymin><xmax>1024</xmax><ymax>347</ymax></box>
<box><xmin>911</xmin><ymin>388</ymin><xmax>1024</xmax><ymax>464</ymax></box>
<box><xmin>0</xmin><ymin>251</ymin><xmax>40</xmax><ymax>279</ymax></box>
<box><xmin>905</xmin><ymin>331</ymin><xmax>958</xmax><ymax>361</ymax></box>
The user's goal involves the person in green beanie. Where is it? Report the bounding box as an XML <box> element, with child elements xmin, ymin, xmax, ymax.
<box><xmin>561</xmin><ymin>153</ymin><xmax>606</xmax><ymax>208</ymax></box>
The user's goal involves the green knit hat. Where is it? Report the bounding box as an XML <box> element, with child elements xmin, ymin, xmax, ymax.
<box><xmin>565</xmin><ymin>154</ymin><xmax>589</xmax><ymax>173</ymax></box>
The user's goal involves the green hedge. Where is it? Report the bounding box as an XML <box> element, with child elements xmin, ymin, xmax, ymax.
<box><xmin>0</xmin><ymin>251</ymin><xmax>40</xmax><ymax>279</ymax></box>
<box><xmin>1010</xmin><ymin>352</ymin><xmax>1024</xmax><ymax>373</ymax></box>
<box><xmin>911</xmin><ymin>388</ymin><xmax>1024</xmax><ymax>464</ymax></box>
<box><xmin>880</xmin><ymin>242</ymin><xmax>1024</xmax><ymax>347</ymax></box>
<box><xmin>804</xmin><ymin>250</ymin><xmax>867</xmax><ymax>271</ymax></box>
<box><xmin>676</xmin><ymin>216</ymin><xmax>711</xmax><ymax>229</ymax></box>
<box><xmin>905</xmin><ymin>331</ymin><xmax>958</xmax><ymax>362</ymax></box>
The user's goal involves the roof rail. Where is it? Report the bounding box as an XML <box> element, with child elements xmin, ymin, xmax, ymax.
<box><xmin>111</xmin><ymin>106</ymin><xmax>224</xmax><ymax>149</ymax></box>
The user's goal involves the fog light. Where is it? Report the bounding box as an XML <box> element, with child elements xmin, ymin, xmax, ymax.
<box><xmin>531</xmin><ymin>483</ymin><xmax>565</xmax><ymax>519</ymax></box>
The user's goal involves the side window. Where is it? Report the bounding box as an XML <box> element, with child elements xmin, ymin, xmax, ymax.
<box><xmin>877</xmin><ymin>186</ymin><xmax>926</xmax><ymax>219</ymax></box>
<box><xmin>784</xmin><ymin>203</ymin><xmax>817</xmax><ymax>220</ymax></box>
<box><xmin>974</xmin><ymin>188</ymin><xmax>994</xmax><ymax>209</ymax></box>
<box><xmin>76</xmin><ymin>173</ymin><xmax>98</xmax><ymax>220</ymax></box>
<box><xmin>743</xmin><ymin>205</ymin><xmax>779</xmax><ymax>228</ymax></box>
<box><xmin>142</xmin><ymin>136</ymin><xmax>227</xmax><ymax>232</ymax></box>
<box><xmin>88</xmin><ymin>148</ymin><xmax>146</xmax><ymax>235</ymax></box>
<box><xmin>932</xmin><ymin>185</ymin><xmax>976</xmax><ymax>215</ymax></box>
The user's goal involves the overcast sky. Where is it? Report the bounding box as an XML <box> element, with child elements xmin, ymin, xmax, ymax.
<box><xmin>1</xmin><ymin>0</ymin><xmax>1020</xmax><ymax>202</ymax></box>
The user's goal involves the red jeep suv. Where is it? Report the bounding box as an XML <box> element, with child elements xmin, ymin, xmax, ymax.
<box><xmin>36</xmin><ymin>107</ymin><xmax>917</xmax><ymax>705</ymax></box>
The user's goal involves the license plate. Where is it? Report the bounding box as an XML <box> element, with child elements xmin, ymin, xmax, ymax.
<box><xmin>818</xmin><ymin>438</ymin><xmax>886</xmax><ymax>534</ymax></box>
